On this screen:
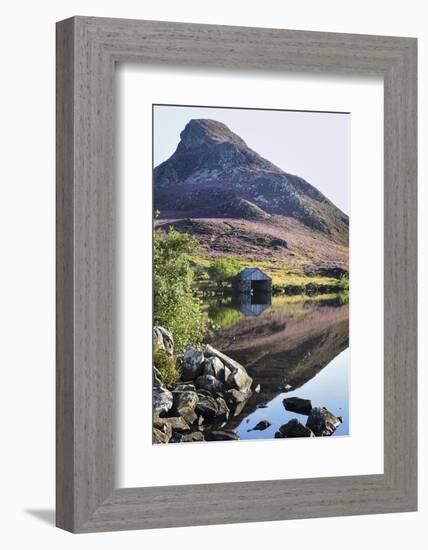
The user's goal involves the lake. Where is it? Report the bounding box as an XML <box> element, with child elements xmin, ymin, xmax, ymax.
<box><xmin>205</xmin><ymin>293</ymin><xmax>349</xmax><ymax>439</ymax></box>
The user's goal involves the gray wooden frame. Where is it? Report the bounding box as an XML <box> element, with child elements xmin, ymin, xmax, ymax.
<box><xmin>56</xmin><ymin>16</ymin><xmax>417</xmax><ymax>533</ymax></box>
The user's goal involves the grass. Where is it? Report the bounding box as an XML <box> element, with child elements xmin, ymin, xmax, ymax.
<box><xmin>191</xmin><ymin>252</ymin><xmax>347</xmax><ymax>291</ymax></box>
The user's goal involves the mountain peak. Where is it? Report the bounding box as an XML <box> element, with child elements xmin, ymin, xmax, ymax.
<box><xmin>154</xmin><ymin>118</ymin><xmax>348</xmax><ymax>243</ymax></box>
<box><xmin>177</xmin><ymin>119</ymin><xmax>248</xmax><ymax>152</ymax></box>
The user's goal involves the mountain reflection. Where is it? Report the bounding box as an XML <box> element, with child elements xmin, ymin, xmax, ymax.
<box><xmin>206</xmin><ymin>295</ymin><xmax>349</xmax><ymax>431</ymax></box>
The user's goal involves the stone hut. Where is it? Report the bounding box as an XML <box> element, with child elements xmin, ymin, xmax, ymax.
<box><xmin>233</xmin><ymin>267</ymin><xmax>272</xmax><ymax>294</ymax></box>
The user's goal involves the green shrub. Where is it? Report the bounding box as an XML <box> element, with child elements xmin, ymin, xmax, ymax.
<box><xmin>338</xmin><ymin>273</ymin><xmax>350</xmax><ymax>290</ymax></box>
<box><xmin>208</xmin><ymin>256</ymin><xmax>241</xmax><ymax>287</ymax></box>
<box><xmin>153</xmin><ymin>227</ymin><xmax>207</xmax><ymax>353</ymax></box>
<box><xmin>153</xmin><ymin>344</ymin><xmax>180</xmax><ymax>388</ymax></box>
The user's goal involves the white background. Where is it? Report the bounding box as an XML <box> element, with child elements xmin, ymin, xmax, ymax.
<box><xmin>0</xmin><ymin>1</ymin><xmax>425</xmax><ymax>549</ymax></box>
<box><xmin>118</xmin><ymin>67</ymin><xmax>384</xmax><ymax>488</ymax></box>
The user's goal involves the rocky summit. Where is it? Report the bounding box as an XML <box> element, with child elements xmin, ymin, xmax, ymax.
<box><xmin>154</xmin><ymin>119</ymin><xmax>349</xmax><ymax>272</ymax></box>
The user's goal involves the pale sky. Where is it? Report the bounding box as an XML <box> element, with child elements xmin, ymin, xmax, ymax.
<box><xmin>153</xmin><ymin>104</ymin><xmax>350</xmax><ymax>215</ymax></box>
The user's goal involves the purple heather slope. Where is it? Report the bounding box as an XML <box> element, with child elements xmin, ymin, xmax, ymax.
<box><xmin>154</xmin><ymin>119</ymin><xmax>349</xmax><ymax>270</ymax></box>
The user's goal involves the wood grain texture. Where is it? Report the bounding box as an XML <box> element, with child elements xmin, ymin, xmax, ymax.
<box><xmin>56</xmin><ymin>17</ymin><xmax>75</xmax><ymax>532</ymax></box>
<box><xmin>56</xmin><ymin>16</ymin><xmax>417</xmax><ymax>533</ymax></box>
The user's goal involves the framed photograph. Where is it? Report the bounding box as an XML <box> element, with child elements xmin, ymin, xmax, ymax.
<box><xmin>56</xmin><ymin>17</ymin><xmax>417</xmax><ymax>532</ymax></box>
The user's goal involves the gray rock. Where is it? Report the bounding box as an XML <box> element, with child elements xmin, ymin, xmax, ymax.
<box><xmin>174</xmin><ymin>383</ymin><xmax>196</xmax><ymax>392</ymax></box>
<box><xmin>214</xmin><ymin>396</ymin><xmax>230</xmax><ymax>422</ymax></box>
<box><xmin>152</xmin><ymin>387</ymin><xmax>173</xmax><ymax>416</ymax></box>
<box><xmin>181</xmin><ymin>347</ymin><xmax>205</xmax><ymax>380</ymax></box>
<box><xmin>195</xmin><ymin>374</ymin><xmax>225</xmax><ymax>394</ymax></box>
<box><xmin>153</xmin><ymin>366</ymin><xmax>163</xmax><ymax>388</ymax></box>
<box><xmin>152</xmin><ymin>427</ymin><xmax>170</xmax><ymax>444</ymax></box>
<box><xmin>203</xmin><ymin>356</ymin><xmax>226</xmax><ymax>381</ymax></box>
<box><xmin>233</xmin><ymin>401</ymin><xmax>247</xmax><ymax>416</ymax></box>
<box><xmin>171</xmin><ymin>390</ymin><xmax>198</xmax><ymax>416</ymax></box>
<box><xmin>182</xmin><ymin>431</ymin><xmax>205</xmax><ymax>442</ymax></box>
<box><xmin>224</xmin><ymin>388</ymin><xmax>250</xmax><ymax>407</ymax></box>
<box><xmin>306</xmin><ymin>407</ymin><xmax>342</xmax><ymax>436</ymax></box>
<box><xmin>224</xmin><ymin>366</ymin><xmax>232</xmax><ymax>383</ymax></box>
<box><xmin>169</xmin><ymin>432</ymin><xmax>184</xmax><ymax>443</ymax></box>
<box><xmin>154</xmin><ymin>416</ymin><xmax>190</xmax><ymax>434</ymax></box>
<box><xmin>195</xmin><ymin>394</ymin><xmax>219</xmax><ymax>420</ymax></box>
<box><xmin>226</xmin><ymin>366</ymin><xmax>253</xmax><ymax>393</ymax></box>
<box><xmin>195</xmin><ymin>393</ymin><xmax>229</xmax><ymax>421</ymax></box>
<box><xmin>205</xmin><ymin>430</ymin><xmax>239</xmax><ymax>441</ymax></box>
<box><xmin>196</xmin><ymin>415</ymin><xmax>205</xmax><ymax>428</ymax></box>
<box><xmin>196</xmin><ymin>389</ymin><xmax>212</xmax><ymax>398</ymax></box>
<box><xmin>249</xmin><ymin>420</ymin><xmax>271</xmax><ymax>431</ymax></box>
<box><xmin>153</xmin><ymin>414</ymin><xmax>172</xmax><ymax>439</ymax></box>
<box><xmin>204</xmin><ymin>344</ymin><xmax>246</xmax><ymax>372</ymax></box>
<box><xmin>180</xmin><ymin>409</ymin><xmax>198</xmax><ymax>425</ymax></box>
<box><xmin>275</xmin><ymin>418</ymin><xmax>315</xmax><ymax>438</ymax></box>
<box><xmin>153</xmin><ymin>326</ymin><xmax>174</xmax><ymax>355</ymax></box>
<box><xmin>283</xmin><ymin>397</ymin><xmax>313</xmax><ymax>415</ymax></box>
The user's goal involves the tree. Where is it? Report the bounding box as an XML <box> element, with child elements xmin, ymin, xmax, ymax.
<box><xmin>208</xmin><ymin>256</ymin><xmax>241</xmax><ymax>287</ymax></box>
<box><xmin>153</xmin><ymin>227</ymin><xmax>206</xmax><ymax>353</ymax></box>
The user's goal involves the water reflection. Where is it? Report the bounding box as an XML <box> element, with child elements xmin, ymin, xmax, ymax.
<box><xmin>206</xmin><ymin>294</ymin><xmax>349</xmax><ymax>439</ymax></box>
<box><xmin>232</xmin><ymin>291</ymin><xmax>272</xmax><ymax>317</ymax></box>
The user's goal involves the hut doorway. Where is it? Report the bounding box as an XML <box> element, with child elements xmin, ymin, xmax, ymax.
<box><xmin>251</xmin><ymin>279</ymin><xmax>269</xmax><ymax>293</ymax></box>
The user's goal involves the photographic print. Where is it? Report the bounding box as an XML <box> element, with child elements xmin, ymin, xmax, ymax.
<box><xmin>152</xmin><ymin>104</ymin><xmax>349</xmax><ymax>444</ymax></box>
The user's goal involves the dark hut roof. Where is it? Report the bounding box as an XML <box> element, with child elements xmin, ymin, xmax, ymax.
<box><xmin>237</xmin><ymin>267</ymin><xmax>272</xmax><ymax>280</ymax></box>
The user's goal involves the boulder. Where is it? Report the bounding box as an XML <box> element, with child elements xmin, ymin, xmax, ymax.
<box><xmin>249</xmin><ymin>420</ymin><xmax>271</xmax><ymax>431</ymax></box>
<box><xmin>224</xmin><ymin>388</ymin><xmax>250</xmax><ymax>407</ymax></box>
<box><xmin>182</xmin><ymin>431</ymin><xmax>205</xmax><ymax>442</ymax></box>
<box><xmin>226</xmin><ymin>366</ymin><xmax>253</xmax><ymax>393</ymax></box>
<box><xmin>152</xmin><ymin>427</ymin><xmax>170</xmax><ymax>444</ymax></box>
<box><xmin>283</xmin><ymin>397</ymin><xmax>313</xmax><ymax>415</ymax></box>
<box><xmin>195</xmin><ymin>374</ymin><xmax>225</xmax><ymax>394</ymax></box>
<box><xmin>275</xmin><ymin>418</ymin><xmax>315</xmax><ymax>438</ymax></box>
<box><xmin>152</xmin><ymin>387</ymin><xmax>173</xmax><ymax>416</ymax></box>
<box><xmin>224</xmin><ymin>366</ymin><xmax>232</xmax><ymax>383</ymax></box>
<box><xmin>196</xmin><ymin>415</ymin><xmax>205</xmax><ymax>428</ymax></box>
<box><xmin>233</xmin><ymin>401</ymin><xmax>247</xmax><ymax>416</ymax></box>
<box><xmin>203</xmin><ymin>356</ymin><xmax>226</xmax><ymax>381</ymax></box>
<box><xmin>306</xmin><ymin>407</ymin><xmax>342</xmax><ymax>436</ymax></box>
<box><xmin>153</xmin><ymin>326</ymin><xmax>174</xmax><ymax>355</ymax></box>
<box><xmin>195</xmin><ymin>394</ymin><xmax>219</xmax><ymax>420</ymax></box>
<box><xmin>181</xmin><ymin>347</ymin><xmax>205</xmax><ymax>380</ymax></box>
<box><xmin>214</xmin><ymin>396</ymin><xmax>230</xmax><ymax>422</ymax></box>
<box><xmin>169</xmin><ymin>432</ymin><xmax>185</xmax><ymax>443</ymax></box>
<box><xmin>171</xmin><ymin>390</ymin><xmax>198</xmax><ymax>416</ymax></box>
<box><xmin>195</xmin><ymin>394</ymin><xmax>230</xmax><ymax>421</ymax></box>
<box><xmin>174</xmin><ymin>383</ymin><xmax>196</xmax><ymax>392</ymax></box>
<box><xmin>205</xmin><ymin>430</ymin><xmax>239</xmax><ymax>441</ymax></box>
<box><xmin>153</xmin><ymin>415</ymin><xmax>172</xmax><ymax>440</ymax></box>
<box><xmin>204</xmin><ymin>344</ymin><xmax>246</xmax><ymax>372</ymax></box>
<box><xmin>196</xmin><ymin>389</ymin><xmax>212</xmax><ymax>398</ymax></box>
<box><xmin>154</xmin><ymin>416</ymin><xmax>190</xmax><ymax>434</ymax></box>
<box><xmin>152</xmin><ymin>366</ymin><xmax>163</xmax><ymax>388</ymax></box>
<box><xmin>180</xmin><ymin>409</ymin><xmax>198</xmax><ymax>425</ymax></box>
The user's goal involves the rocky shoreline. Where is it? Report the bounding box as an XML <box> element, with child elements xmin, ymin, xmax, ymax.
<box><xmin>153</xmin><ymin>325</ymin><xmax>255</xmax><ymax>443</ymax></box>
<box><xmin>152</xmin><ymin>326</ymin><xmax>343</xmax><ymax>444</ymax></box>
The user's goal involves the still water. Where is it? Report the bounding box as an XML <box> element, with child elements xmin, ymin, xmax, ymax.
<box><xmin>206</xmin><ymin>294</ymin><xmax>349</xmax><ymax>439</ymax></box>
